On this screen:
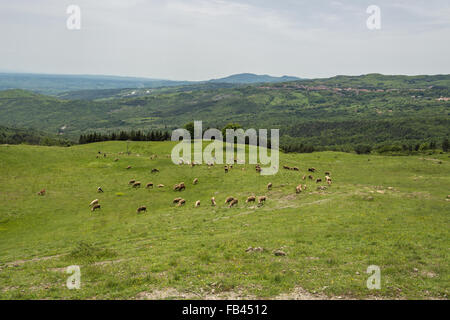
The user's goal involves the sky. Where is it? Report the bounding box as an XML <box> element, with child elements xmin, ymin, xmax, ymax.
<box><xmin>0</xmin><ymin>0</ymin><xmax>449</xmax><ymax>80</ymax></box>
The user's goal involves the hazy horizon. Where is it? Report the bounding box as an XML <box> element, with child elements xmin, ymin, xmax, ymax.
<box><xmin>1</xmin><ymin>0</ymin><xmax>449</xmax><ymax>81</ymax></box>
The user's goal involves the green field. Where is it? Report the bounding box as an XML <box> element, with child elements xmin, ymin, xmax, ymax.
<box><xmin>0</xmin><ymin>141</ymin><xmax>448</xmax><ymax>299</ymax></box>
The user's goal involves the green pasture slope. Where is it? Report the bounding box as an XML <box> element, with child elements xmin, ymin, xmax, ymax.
<box><xmin>0</xmin><ymin>141</ymin><xmax>448</xmax><ymax>299</ymax></box>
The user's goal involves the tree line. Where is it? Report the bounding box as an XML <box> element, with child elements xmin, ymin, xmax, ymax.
<box><xmin>79</xmin><ymin>130</ymin><xmax>171</xmax><ymax>144</ymax></box>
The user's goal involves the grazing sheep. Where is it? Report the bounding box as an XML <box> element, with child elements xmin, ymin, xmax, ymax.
<box><xmin>225</xmin><ymin>196</ymin><xmax>235</xmax><ymax>204</ymax></box>
<box><xmin>316</xmin><ymin>178</ymin><xmax>322</xmax><ymax>183</ymax></box>
<box><xmin>303</xmin><ymin>185</ymin><xmax>307</xmax><ymax>190</ymax></box>
<box><xmin>157</xmin><ymin>184</ymin><xmax>164</xmax><ymax>188</ymax></box>
<box><xmin>317</xmin><ymin>186</ymin><xmax>327</xmax><ymax>191</ymax></box>
<box><xmin>283</xmin><ymin>165</ymin><xmax>291</xmax><ymax>170</ymax></box>
<box><xmin>267</xmin><ymin>182</ymin><xmax>273</xmax><ymax>190</ymax></box>
<box><xmin>97</xmin><ymin>187</ymin><xmax>104</xmax><ymax>193</ymax></box>
<box><xmin>224</xmin><ymin>166</ymin><xmax>229</xmax><ymax>173</ymax></box>
<box><xmin>308</xmin><ymin>175</ymin><xmax>313</xmax><ymax>180</ymax></box>
<box><xmin>325</xmin><ymin>171</ymin><xmax>330</xmax><ymax>176</ymax></box>
<box><xmin>176</xmin><ymin>199</ymin><xmax>186</xmax><ymax>207</ymax></box>
<box><xmin>228</xmin><ymin>199</ymin><xmax>238</xmax><ymax>208</ymax></box>
<box><xmin>132</xmin><ymin>181</ymin><xmax>141</xmax><ymax>188</ymax></box>
<box><xmin>126</xmin><ymin>166</ymin><xmax>132</xmax><ymax>170</ymax></box>
<box><xmin>89</xmin><ymin>199</ymin><xmax>99</xmax><ymax>207</ymax></box>
<box><xmin>308</xmin><ymin>168</ymin><xmax>316</xmax><ymax>172</ymax></box>
<box><xmin>114</xmin><ymin>158</ymin><xmax>119</xmax><ymax>162</ymax></box>
<box><xmin>325</xmin><ymin>175</ymin><xmax>331</xmax><ymax>181</ymax></box>
<box><xmin>256</xmin><ymin>167</ymin><xmax>262</xmax><ymax>173</ymax></box>
<box><xmin>258</xmin><ymin>196</ymin><xmax>267</xmax><ymax>204</ymax></box>
<box><xmin>293</xmin><ymin>167</ymin><xmax>299</xmax><ymax>171</ymax></box>
<box><xmin>151</xmin><ymin>168</ymin><xmax>160</xmax><ymax>173</ymax></box>
<box><xmin>146</xmin><ymin>182</ymin><xmax>154</xmax><ymax>188</ymax></box>
<box><xmin>211</xmin><ymin>197</ymin><xmax>216</xmax><ymax>206</ymax></box>
<box><xmin>173</xmin><ymin>197</ymin><xmax>182</xmax><ymax>204</ymax></box>
<box><xmin>193</xmin><ymin>178</ymin><xmax>199</xmax><ymax>185</ymax></box>
<box><xmin>37</xmin><ymin>189</ymin><xmax>46</xmax><ymax>196</ymax></box>
<box><xmin>296</xmin><ymin>185</ymin><xmax>302</xmax><ymax>194</ymax></box>
<box><xmin>302</xmin><ymin>175</ymin><xmax>306</xmax><ymax>180</ymax></box>
<box><xmin>246</xmin><ymin>196</ymin><xmax>256</xmax><ymax>203</ymax></box>
<box><xmin>327</xmin><ymin>179</ymin><xmax>332</xmax><ymax>186</ymax></box>
<box><xmin>91</xmin><ymin>204</ymin><xmax>101</xmax><ymax>212</ymax></box>
<box><xmin>195</xmin><ymin>200</ymin><xmax>201</xmax><ymax>208</ymax></box>
<box><xmin>129</xmin><ymin>179</ymin><xmax>136</xmax><ymax>185</ymax></box>
<box><xmin>137</xmin><ymin>206</ymin><xmax>147</xmax><ymax>213</ymax></box>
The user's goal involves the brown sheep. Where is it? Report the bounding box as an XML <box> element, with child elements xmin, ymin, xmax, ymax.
<box><xmin>308</xmin><ymin>168</ymin><xmax>316</xmax><ymax>172</ymax></box>
<box><xmin>146</xmin><ymin>182</ymin><xmax>154</xmax><ymax>188</ymax></box>
<box><xmin>256</xmin><ymin>167</ymin><xmax>262</xmax><ymax>173</ymax></box>
<box><xmin>178</xmin><ymin>183</ymin><xmax>185</xmax><ymax>191</ymax></box>
<box><xmin>37</xmin><ymin>189</ymin><xmax>46</xmax><ymax>196</ymax></box>
<box><xmin>246</xmin><ymin>196</ymin><xmax>256</xmax><ymax>203</ymax></box>
<box><xmin>157</xmin><ymin>184</ymin><xmax>165</xmax><ymax>188</ymax></box>
<box><xmin>292</xmin><ymin>167</ymin><xmax>299</xmax><ymax>171</ymax></box>
<box><xmin>151</xmin><ymin>168</ymin><xmax>160</xmax><ymax>173</ymax></box>
<box><xmin>195</xmin><ymin>200</ymin><xmax>201</xmax><ymax>208</ymax></box>
<box><xmin>228</xmin><ymin>199</ymin><xmax>238</xmax><ymax>208</ymax></box>
<box><xmin>173</xmin><ymin>197</ymin><xmax>182</xmax><ymax>204</ymax></box>
<box><xmin>137</xmin><ymin>206</ymin><xmax>147</xmax><ymax>213</ymax></box>
<box><xmin>132</xmin><ymin>181</ymin><xmax>141</xmax><ymax>188</ymax></box>
<box><xmin>114</xmin><ymin>158</ymin><xmax>119</xmax><ymax>162</ymax></box>
<box><xmin>296</xmin><ymin>185</ymin><xmax>302</xmax><ymax>194</ymax></box>
<box><xmin>258</xmin><ymin>196</ymin><xmax>267</xmax><ymax>204</ymax></box>
<box><xmin>128</xmin><ymin>179</ymin><xmax>136</xmax><ymax>185</ymax></box>
<box><xmin>308</xmin><ymin>175</ymin><xmax>313</xmax><ymax>180</ymax></box>
<box><xmin>283</xmin><ymin>165</ymin><xmax>291</xmax><ymax>170</ymax></box>
<box><xmin>91</xmin><ymin>204</ymin><xmax>101</xmax><ymax>212</ymax></box>
<box><xmin>193</xmin><ymin>178</ymin><xmax>199</xmax><ymax>185</ymax></box>
<box><xmin>316</xmin><ymin>178</ymin><xmax>322</xmax><ymax>183</ymax></box>
<box><xmin>176</xmin><ymin>199</ymin><xmax>186</xmax><ymax>207</ymax></box>
<box><xmin>267</xmin><ymin>182</ymin><xmax>272</xmax><ymax>190</ymax></box>
<box><xmin>211</xmin><ymin>197</ymin><xmax>216</xmax><ymax>206</ymax></box>
<box><xmin>225</xmin><ymin>196</ymin><xmax>235</xmax><ymax>204</ymax></box>
<box><xmin>325</xmin><ymin>171</ymin><xmax>331</xmax><ymax>176</ymax></box>
<box><xmin>126</xmin><ymin>166</ymin><xmax>132</xmax><ymax>170</ymax></box>
<box><xmin>89</xmin><ymin>199</ymin><xmax>99</xmax><ymax>207</ymax></box>
<box><xmin>327</xmin><ymin>179</ymin><xmax>332</xmax><ymax>186</ymax></box>
<box><xmin>224</xmin><ymin>166</ymin><xmax>229</xmax><ymax>173</ymax></box>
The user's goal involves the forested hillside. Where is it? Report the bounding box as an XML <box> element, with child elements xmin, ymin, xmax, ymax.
<box><xmin>0</xmin><ymin>74</ymin><xmax>448</xmax><ymax>151</ymax></box>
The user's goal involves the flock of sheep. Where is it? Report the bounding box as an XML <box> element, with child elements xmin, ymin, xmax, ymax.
<box><xmin>83</xmin><ymin>152</ymin><xmax>333</xmax><ymax>214</ymax></box>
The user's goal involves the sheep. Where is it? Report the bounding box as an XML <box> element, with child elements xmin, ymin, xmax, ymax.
<box><xmin>292</xmin><ymin>167</ymin><xmax>299</xmax><ymax>171</ymax></box>
<box><xmin>151</xmin><ymin>168</ymin><xmax>160</xmax><ymax>173</ymax></box>
<box><xmin>129</xmin><ymin>179</ymin><xmax>136</xmax><ymax>185</ymax></box>
<box><xmin>224</xmin><ymin>166</ymin><xmax>229</xmax><ymax>173</ymax></box>
<box><xmin>176</xmin><ymin>199</ymin><xmax>186</xmax><ymax>207</ymax></box>
<box><xmin>256</xmin><ymin>167</ymin><xmax>262</xmax><ymax>173</ymax></box>
<box><xmin>146</xmin><ymin>182</ymin><xmax>154</xmax><ymax>188</ymax></box>
<box><xmin>91</xmin><ymin>204</ymin><xmax>101</xmax><ymax>212</ymax></box>
<box><xmin>193</xmin><ymin>178</ymin><xmax>199</xmax><ymax>185</ymax></box>
<box><xmin>325</xmin><ymin>175</ymin><xmax>331</xmax><ymax>181</ymax></box>
<box><xmin>316</xmin><ymin>178</ymin><xmax>322</xmax><ymax>183</ymax></box>
<box><xmin>127</xmin><ymin>166</ymin><xmax>132</xmax><ymax>170</ymax></box>
<box><xmin>225</xmin><ymin>196</ymin><xmax>235</xmax><ymax>204</ymax></box>
<box><xmin>157</xmin><ymin>184</ymin><xmax>165</xmax><ymax>188</ymax></box>
<box><xmin>246</xmin><ymin>196</ymin><xmax>256</xmax><ymax>203</ymax></box>
<box><xmin>195</xmin><ymin>200</ymin><xmax>201</xmax><ymax>208</ymax></box>
<box><xmin>37</xmin><ymin>189</ymin><xmax>46</xmax><ymax>196</ymax></box>
<box><xmin>97</xmin><ymin>187</ymin><xmax>104</xmax><ymax>193</ymax></box>
<box><xmin>137</xmin><ymin>206</ymin><xmax>147</xmax><ymax>213</ymax></box>
<box><xmin>258</xmin><ymin>196</ymin><xmax>267</xmax><ymax>204</ymax></box>
<box><xmin>132</xmin><ymin>181</ymin><xmax>141</xmax><ymax>188</ymax></box>
<box><xmin>325</xmin><ymin>171</ymin><xmax>331</xmax><ymax>176</ymax></box>
<box><xmin>89</xmin><ymin>199</ymin><xmax>99</xmax><ymax>207</ymax></box>
<box><xmin>308</xmin><ymin>168</ymin><xmax>316</xmax><ymax>172</ymax></box>
<box><xmin>211</xmin><ymin>197</ymin><xmax>216</xmax><ymax>206</ymax></box>
<box><xmin>302</xmin><ymin>175</ymin><xmax>306</xmax><ymax>180</ymax></box>
<box><xmin>296</xmin><ymin>185</ymin><xmax>302</xmax><ymax>194</ymax></box>
<box><xmin>303</xmin><ymin>185</ymin><xmax>307</xmax><ymax>190</ymax></box>
<box><xmin>308</xmin><ymin>175</ymin><xmax>313</xmax><ymax>180</ymax></box>
<box><xmin>283</xmin><ymin>165</ymin><xmax>291</xmax><ymax>170</ymax></box>
<box><xmin>173</xmin><ymin>197</ymin><xmax>182</xmax><ymax>204</ymax></box>
<box><xmin>178</xmin><ymin>182</ymin><xmax>185</xmax><ymax>191</ymax></box>
<box><xmin>327</xmin><ymin>179</ymin><xmax>332</xmax><ymax>186</ymax></box>
<box><xmin>267</xmin><ymin>182</ymin><xmax>273</xmax><ymax>190</ymax></box>
<box><xmin>114</xmin><ymin>158</ymin><xmax>119</xmax><ymax>162</ymax></box>
<box><xmin>228</xmin><ymin>198</ymin><xmax>238</xmax><ymax>208</ymax></box>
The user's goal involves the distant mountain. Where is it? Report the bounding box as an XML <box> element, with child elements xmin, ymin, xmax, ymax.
<box><xmin>0</xmin><ymin>73</ymin><xmax>191</xmax><ymax>95</ymax></box>
<box><xmin>208</xmin><ymin>73</ymin><xmax>302</xmax><ymax>84</ymax></box>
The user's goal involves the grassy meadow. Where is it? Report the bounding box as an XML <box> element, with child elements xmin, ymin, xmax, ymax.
<box><xmin>0</xmin><ymin>141</ymin><xmax>448</xmax><ymax>299</ymax></box>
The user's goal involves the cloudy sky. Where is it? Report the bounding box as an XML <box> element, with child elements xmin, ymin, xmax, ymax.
<box><xmin>0</xmin><ymin>0</ymin><xmax>449</xmax><ymax>80</ymax></box>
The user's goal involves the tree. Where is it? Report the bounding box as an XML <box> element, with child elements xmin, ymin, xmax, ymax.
<box><xmin>442</xmin><ymin>138</ymin><xmax>449</xmax><ymax>152</ymax></box>
<box><xmin>184</xmin><ymin>122</ymin><xmax>195</xmax><ymax>138</ymax></box>
<box><xmin>221</xmin><ymin>123</ymin><xmax>242</xmax><ymax>137</ymax></box>
<box><xmin>354</xmin><ymin>144</ymin><xmax>372</xmax><ymax>154</ymax></box>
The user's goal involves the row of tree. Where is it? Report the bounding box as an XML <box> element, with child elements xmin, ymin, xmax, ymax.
<box><xmin>78</xmin><ymin>130</ymin><xmax>171</xmax><ymax>144</ymax></box>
